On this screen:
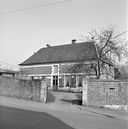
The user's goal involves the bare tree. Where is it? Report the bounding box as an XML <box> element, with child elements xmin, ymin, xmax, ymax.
<box><xmin>85</xmin><ymin>25</ymin><xmax>127</xmax><ymax>79</ymax></box>
<box><xmin>77</xmin><ymin>25</ymin><xmax>127</xmax><ymax>79</ymax></box>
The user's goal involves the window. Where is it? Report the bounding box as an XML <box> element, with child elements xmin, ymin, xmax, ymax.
<box><xmin>53</xmin><ymin>76</ymin><xmax>58</xmax><ymax>86</ymax></box>
<box><xmin>77</xmin><ymin>75</ymin><xmax>83</xmax><ymax>87</ymax></box>
<box><xmin>59</xmin><ymin>75</ymin><xmax>64</xmax><ymax>87</ymax></box>
<box><xmin>53</xmin><ymin>65</ymin><xmax>58</xmax><ymax>74</ymax></box>
<box><xmin>65</xmin><ymin>75</ymin><xmax>71</xmax><ymax>87</ymax></box>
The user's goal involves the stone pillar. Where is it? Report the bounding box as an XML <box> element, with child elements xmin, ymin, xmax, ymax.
<box><xmin>82</xmin><ymin>77</ymin><xmax>88</xmax><ymax>105</ymax></box>
<box><xmin>40</xmin><ymin>77</ymin><xmax>47</xmax><ymax>103</ymax></box>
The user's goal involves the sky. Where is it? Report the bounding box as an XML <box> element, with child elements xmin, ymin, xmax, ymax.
<box><xmin>0</xmin><ymin>0</ymin><xmax>127</xmax><ymax>67</ymax></box>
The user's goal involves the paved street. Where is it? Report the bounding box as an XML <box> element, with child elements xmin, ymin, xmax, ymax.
<box><xmin>0</xmin><ymin>105</ymin><xmax>74</xmax><ymax>129</ymax></box>
<box><xmin>0</xmin><ymin>96</ymin><xmax>128</xmax><ymax>129</ymax></box>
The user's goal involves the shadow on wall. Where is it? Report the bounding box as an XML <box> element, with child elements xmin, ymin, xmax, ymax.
<box><xmin>76</xmin><ymin>93</ymin><xmax>82</xmax><ymax>100</ymax></box>
<box><xmin>60</xmin><ymin>93</ymin><xmax>82</xmax><ymax>105</ymax></box>
<box><xmin>46</xmin><ymin>91</ymin><xmax>82</xmax><ymax>105</ymax></box>
<box><xmin>60</xmin><ymin>99</ymin><xmax>82</xmax><ymax>105</ymax></box>
<box><xmin>47</xmin><ymin>91</ymin><xmax>56</xmax><ymax>102</ymax></box>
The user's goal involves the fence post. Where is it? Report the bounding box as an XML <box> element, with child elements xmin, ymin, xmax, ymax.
<box><xmin>82</xmin><ymin>77</ymin><xmax>88</xmax><ymax>105</ymax></box>
<box><xmin>40</xmin><ymin>77</ymin><xmax>47</xmax><ymax>103</ymax></box>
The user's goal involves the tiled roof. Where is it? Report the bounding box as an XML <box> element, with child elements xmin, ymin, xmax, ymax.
<box><xmin>19</xmin><ymin>42</ymin><xmax>99</xmax><ymax>66</ymax></box>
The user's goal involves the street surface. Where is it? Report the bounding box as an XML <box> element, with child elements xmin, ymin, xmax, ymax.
<box><xmin>0</xmin><ymin>96</ymin><xmax>128</xmax><ymax>129</ymax></box>
<box><xmin>0</xmin><ymin>105</ymin><xmax>74</xmax><ymax>129</ymax></box>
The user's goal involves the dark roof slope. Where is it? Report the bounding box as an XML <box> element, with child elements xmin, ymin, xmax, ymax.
<box><xmin>19</xmin><ymin>42</ymin><xmax>98</xmax><ymax>66</ymax></box>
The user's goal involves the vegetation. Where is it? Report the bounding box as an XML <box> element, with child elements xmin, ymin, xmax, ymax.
<box><xmin>80</xmin><ymin>25</ymin><xmax>128</xmax><ymax>79</ymax></box>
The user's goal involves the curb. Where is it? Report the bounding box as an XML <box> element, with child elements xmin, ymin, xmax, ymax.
<box><xmin>77</xmin><ymin>105</ymin><xmax>128</xmax><ymax>120</ymax></box>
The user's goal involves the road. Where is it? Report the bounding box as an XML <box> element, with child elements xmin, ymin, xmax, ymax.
<box><xmin>0</xmin><ymin>105</ymin><xmax>74</xmax><ymax>129</ymax></box>
<box><xmin>0</xmin><ymin>105</ymin><xmax>127</xmax><ymax>129</ymax></box>
<box><xmin>0</xmin><ymin>96</ymin><xmax>128</xmax><ymax>129</ymax></box>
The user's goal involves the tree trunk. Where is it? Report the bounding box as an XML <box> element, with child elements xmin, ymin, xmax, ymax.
<box><xmin>97</xmin><ymin>61</ymin><xmax>101</xmax><ymax>79</ymax></box>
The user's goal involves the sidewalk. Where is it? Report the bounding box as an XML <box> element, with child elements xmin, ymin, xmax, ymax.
<box><xmin>78</xmin><ymin>105</ymin><xmax>128</xmax><ymax>121</ymax></box>
<box><xmin>0</xmin><ymin>96</ymin><xmax>128</xmax><ymax>121</ymax></box>
<box><xmin>0</xmin><ymin>96</ymin><xmax>80</xmax><ymax>113</ymax></box>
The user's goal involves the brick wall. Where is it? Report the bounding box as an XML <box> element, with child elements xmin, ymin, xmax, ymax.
<box><xmin>59</xmin><ymin>63</ymin><xmax>92</xmax><ymax>74</ymax></box>
<box><xmin>0</xmin><ymin>76</ymin><xmax>47</xmax><ymax>102</ymax></box>
<box><xmin>59</xmin><ymin>64</ymin><xmax>74</xmax><ymax>73</ymax></box>
<box><xmin>83</xmin><ymin>79</ymin><xmax>128</xmax><ymax>109</ymax></box>
<box><xmin>21</xmin><ymin>66</ymin><xmax>52</xmax><ymax>75</ymax></box>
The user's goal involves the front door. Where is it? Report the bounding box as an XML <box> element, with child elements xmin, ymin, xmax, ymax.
<box><xmin>53</xmin><ymin>76</ymin><xmax>58</xmax><ymax>90</ymax></box>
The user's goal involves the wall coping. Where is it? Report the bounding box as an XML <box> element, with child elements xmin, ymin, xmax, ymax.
<box><xmin>87</xmin><ymin>79</ymin><xmax>128</xmax><ymax>82</ymax></box>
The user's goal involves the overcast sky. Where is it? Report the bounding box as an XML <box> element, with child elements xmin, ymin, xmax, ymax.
<box><xmin>0</xmin><ymin>0</ymin><xmax>127</xmax><ymax>66</ymax></box>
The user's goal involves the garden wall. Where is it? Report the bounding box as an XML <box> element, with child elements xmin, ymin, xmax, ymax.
<box><xmin>82</xmin><ymin>79</ymin><xmax>128</xmax><ymax>110</ymax></box>
<box><xmin>0</xmin><ymin>76</ymin><xmax>47</xmax><ymax>102</ymax></box>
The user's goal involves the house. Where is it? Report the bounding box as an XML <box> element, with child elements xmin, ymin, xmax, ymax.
<box><xmin>0</xmin><ymin>69</ymin><xmax>15</xmax><ymax>77</ymax></box>
<box><xmin>19</xmin><ymin>40</ymin><xmax>115</xmax><ymax>90</ymax></box>
<box><xmin>0</xmin><ymin>62</ymin><xmax>20</xmax><ymax>78</ymax></box>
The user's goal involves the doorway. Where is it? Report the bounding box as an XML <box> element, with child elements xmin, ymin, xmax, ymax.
<box><xmin>53</xmin><ymin>75</ymin><xmax>58</xmax><ymax>90</ymax></box>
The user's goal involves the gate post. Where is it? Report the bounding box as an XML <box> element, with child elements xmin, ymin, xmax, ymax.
<box><xmin>40</xmin><ymin>77</ymin><xmax>47</xmax><ymax>103</ymax></box>
<box><xmin>82</xmin><ymin>77</ymin><xmax>88</xmax><ymax>105</ymax></box>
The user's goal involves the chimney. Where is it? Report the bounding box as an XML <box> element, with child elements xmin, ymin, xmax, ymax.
<box><xmin>91</xmin><ymin>37</ymin><xmax>94</xmax><ymax>42</ymax></box>
<box><xmin>91</xmin><ymin>37</ymin><xmax>94</xmax><ymax>40</ymax></box>
<box><xmin>46</xmin><ymin>44</ymin><xmax>50</xmax><ymax>48</ymax></box>
<box><xmin>71</xmin><ymin>39</ymin><xmax>76</xmax><ymax>44</ymax></box>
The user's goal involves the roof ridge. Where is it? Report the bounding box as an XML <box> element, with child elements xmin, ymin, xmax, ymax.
<box><xmin>42</xmin><ymin>41</ymin><xmax>92</xmax><ymax>49</ymax></box>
